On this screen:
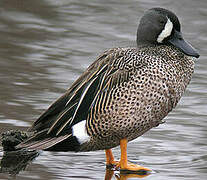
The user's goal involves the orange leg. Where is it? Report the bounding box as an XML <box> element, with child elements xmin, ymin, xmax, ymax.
<box><xmin>119</xmin><ymin>138</ymin><xmax>151</xmax><ymax>173</ymax></box>
<box><xmin>105</xmin><ymin>149</ymin><xmax>119</xmax><ymax>168</ymax></box>
<box><xmin>105</xmin><ymin>149</ymin><xmax>115</xmax><ymax>164</ymax></box>
<box><xmin>105</xmin><ymin>139</ymin><xmax>151</xmax><ymax>173</ymax></box>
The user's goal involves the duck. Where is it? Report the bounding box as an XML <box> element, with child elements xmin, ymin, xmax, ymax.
<box><xmin>16</xmin><ymin>7</ymin><xmax>199</xmax><ymax>173</ymax></box>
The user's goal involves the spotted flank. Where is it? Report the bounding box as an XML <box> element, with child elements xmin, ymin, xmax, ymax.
<box><xmin>16</xmin><ymin>8</ymin><xmax>199</xmax><ymax>153</ymax></box>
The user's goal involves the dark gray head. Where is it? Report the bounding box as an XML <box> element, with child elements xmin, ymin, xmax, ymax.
<box><xmin>137</xmin><ymin>8</ymin><xmax>199</xmax><ymax>58</ymax></box>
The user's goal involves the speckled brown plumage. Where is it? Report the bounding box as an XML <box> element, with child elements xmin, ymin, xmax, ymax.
<box><xmin>80</xmin><ymin>45</ymin><xmax>195</xmax><ymax>151</ymax></box>
<box><xmin>16</xmin><ymin>8</ymin><xmax>199</xmax><ymax>156</ymax></box>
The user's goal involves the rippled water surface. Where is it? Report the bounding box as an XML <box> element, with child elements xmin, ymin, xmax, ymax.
<box><xmin>0</xmin><ymin>0</ymin><xmax>207</xmax><ymax>179</ymax></box>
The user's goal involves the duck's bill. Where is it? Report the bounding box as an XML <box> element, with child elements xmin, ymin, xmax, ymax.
<box><xmin>168</xmin><ymin>30</ymin><xmax>200</xmax><ymax>58</ymax></box>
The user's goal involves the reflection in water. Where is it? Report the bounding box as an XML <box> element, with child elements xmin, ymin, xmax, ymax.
<box><xmin>0</xmin><ymin>150</ymin><xmax>39</xmax><ymax>175</ymax></box>
<box><xmin>0</xmin><ymin>150</ymin><xmax>149</xmax><ymax>179</ymax></box>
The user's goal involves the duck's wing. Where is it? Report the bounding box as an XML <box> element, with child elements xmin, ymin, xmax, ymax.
<box><xmin>16</xmin><ymin>48</ymin><xmax>136</xmax><ymax>150</ymax></box>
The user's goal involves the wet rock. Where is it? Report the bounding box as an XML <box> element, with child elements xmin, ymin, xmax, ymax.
<box><xmin>0</xmin><ymin>130</ymin><xmax>39</xmax><ymax>175</ymax></box>
<box><xmin>1</xmin><ymin>130</ymin><xmax>29</xmax><ymax>151</ymax></box>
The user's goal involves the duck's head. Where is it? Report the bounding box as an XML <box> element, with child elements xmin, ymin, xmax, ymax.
<box><xmin>137</xmin><ymin>7</ymin><xmax>200</xmax><ymax>58</ymax></box>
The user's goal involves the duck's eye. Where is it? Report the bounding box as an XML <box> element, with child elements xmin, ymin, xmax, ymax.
<box><xmin>159</xmin><ymin>20</ymin><xmax>165</xmax><ymax>24</ymax></box>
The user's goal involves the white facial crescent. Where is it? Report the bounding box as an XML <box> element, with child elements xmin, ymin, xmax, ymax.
<box><xmin>157</xmin><ymin>17</ymin><xmax>173</xmax><ymax>43</ymax></box>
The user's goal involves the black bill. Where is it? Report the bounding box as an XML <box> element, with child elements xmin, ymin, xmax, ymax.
<box><xmin>168</xmin><ymin>30</ymin><xmax>200</xmax><ymax>58</ymax></box>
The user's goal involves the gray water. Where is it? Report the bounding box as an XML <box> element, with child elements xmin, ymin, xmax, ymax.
<box><xmin>0</xmin><ymin>0</ymin><xmax>207</xmax><ymax>179</ymax></box>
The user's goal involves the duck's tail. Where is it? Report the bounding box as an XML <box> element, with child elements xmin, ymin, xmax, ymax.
<box><xmin>16</xmin><ymin>129</ymin><xmax>80</xmax><ymax>152</ymax></box>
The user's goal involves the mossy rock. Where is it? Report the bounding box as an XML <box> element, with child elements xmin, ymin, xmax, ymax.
<box><xmin>1</xmin><ymin>130</ymin><xmax>29</xmax><ymax>151</ymax></box>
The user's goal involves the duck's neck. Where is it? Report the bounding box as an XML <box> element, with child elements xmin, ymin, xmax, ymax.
<box><xmin>136</xmin><ymin>42</ymin><xmax>157</xmax><ymax>49</ymax></box>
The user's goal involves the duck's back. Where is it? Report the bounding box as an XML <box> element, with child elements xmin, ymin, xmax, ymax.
<box><xmin>16</xmin><ymin>45</ymin><xmax>195</xmax><ymax>152</ymax></box>
<box><xmin>82</xmin><ymin>45</ymin><xmax>195</xmax><ymax>151</ymax></box>
<box><xmin>15</xmin><ymin>7</ymin><xmax>198</xmax><ymax>155</ymax></box>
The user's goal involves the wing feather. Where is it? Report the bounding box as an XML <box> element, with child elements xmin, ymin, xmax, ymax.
<box><xmin>18</xmin><ymin>48</ymin><xmax>140</xmax><ymax>150</ymax></box>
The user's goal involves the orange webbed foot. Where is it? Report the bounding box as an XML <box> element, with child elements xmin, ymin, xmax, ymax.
<box><xmin>105</xmin><ymin>139</ymin><xmax>151</xmax><ymax>175</ymax></box>
<box><xmin>119</xmin><ymin>162</ymin><xmax>151</xmax><ymax>174</ymax></box>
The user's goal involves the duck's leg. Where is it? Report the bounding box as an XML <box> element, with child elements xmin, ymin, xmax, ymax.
<box><xmin>105</xmin><ymin>149</ymin><xmax>119</xmax><ymax>168</ymax></box>
<box><xmin>119</xmin><ymin>138</ymin><xmax>151</xmax><ymax>173</ymax></box>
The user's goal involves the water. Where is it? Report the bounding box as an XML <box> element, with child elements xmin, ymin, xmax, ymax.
<box><xmin>0</xmin><ymin>0</ymin><xmax>207</xmax><ymax>179</ymax></box>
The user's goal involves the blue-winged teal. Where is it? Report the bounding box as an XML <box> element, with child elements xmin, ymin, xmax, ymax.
<box><xmin>17</xmin><ymin>8</ymin><xmax>199</xmax><ymax>173</ymax></box>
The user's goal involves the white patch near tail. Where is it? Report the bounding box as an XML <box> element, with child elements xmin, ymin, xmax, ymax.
<box><xmin>72</xmin><ymin>120</ymin><xmax>90</xmax><ymax>144</ymax></box>
<box><xmin>157</xmin><ymin>17</ymin><xmax>173</xmax><ymax>43</ymax></box>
